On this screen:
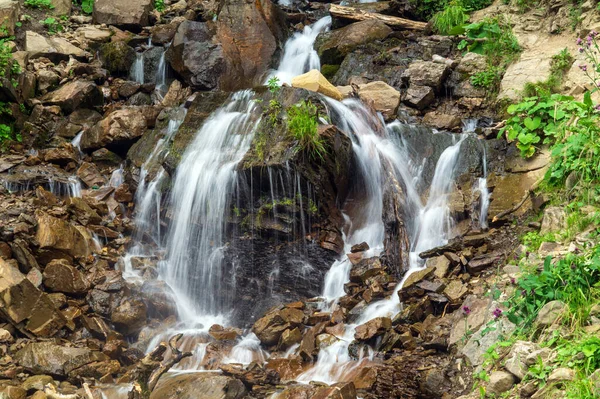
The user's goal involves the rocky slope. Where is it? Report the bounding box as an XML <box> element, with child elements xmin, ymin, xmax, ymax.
<box><xmin>0</xmin><ymin>0</ymin><xmax>596</xmax><ymax>398</ymax></box>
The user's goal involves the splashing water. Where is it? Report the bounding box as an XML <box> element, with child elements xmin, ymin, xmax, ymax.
<box><xmin>268</xmin><ymin>16</ymin><xmax>332</xmax><ymax>85</ymax></box>
<box><xmin>155</xmin><ymin>45</ymin><xmax>169</xmax><ymax>99</ymax></box>
<box><xmin>132</xmin><ymin>52</ymin><xmax>144</xmax><ymax>84</ymax></box>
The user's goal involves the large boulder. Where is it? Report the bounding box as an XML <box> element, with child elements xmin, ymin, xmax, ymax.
<box><xmin>25</xmin><ymin>31</ymin><xmax>88</xmax><ymax>62</ymax></box>
<box><xmin>14</xmin><ymin>342</ymin><xmax>108</xmax><ymax>377</ymax></box>
<box><xmin>167</xmin><ymin>0</ymin><xmax>286</xmax><ymax>91</ymax></box>
<box><xmin>252</xmin><ymin>308</ymin><xmax>305</xmax><ymax>346</ymax></box>
<box><xmin>291</xmin><ymin>69</ymin><xmax>342</xmax><ymax>100</ymax></box>
<box><xmin>99</xmin><ymin>41</ymin><xmax>136</xmax><ymax>75</ymax></box>
<box><xmin>150</xmin><ymin>372</ymin><xmax>246</xmax><ymax>399</ymax></box>
<box><xmin>354</xmin><ymin>317</ymin><xmax>392</xmax><ymax>341</ymax></box>
<box><xmin>93</xmin><ymin>0</ymin><xmax>153</xmax><ymax>32</ymax></box>
<box><xmin>317</xmin><ymin>20</ymin><xmax>392</xmax><ymax>65</ymax></box>
<box><xmin>166</xmin><ymin>20</ymin><xmax>225</xmax><ymax>91</ymax></box>
<box><xmin>0</xmin><ymin>0</ymin><xmax>20</xmax><ymax>37</ymax></box>
<box><xmin>111</xmin><ymin>298</ymin><xmax>147</xmax><ymax>336</ymax></box>
<box><xmin>0</xmin><ymin>259</ymin><xmax>66</xmax><ymax>337</ymax></box>
<box><xmin>358</xmin><ymin>81</ymin><xmax>400</xmax><ymax>120</ymax></box>
<box><xmin>43</xmin><ymin>259</ymin><xmax>88</xmax><ymax>295</ymax></box>
<box><xmin>35</xmin><ymin>210</ymin><xmax>91</xmax><ymax>259</ymax></box>
<box><xmin>40</xmin><ymin>80</ymin><xmax>103</xmax><ymax>114</ymax></box>
<box><xmin>80</xmin><ymin>107</ymin><xmax>150</xmax><ymax>152</ymax></box>
<box><xmin>540</xmin><ymin>206</ymin><xmax>567</xmax><ymax>235</ymax></box>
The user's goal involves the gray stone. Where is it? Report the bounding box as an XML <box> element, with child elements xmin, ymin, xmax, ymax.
<box><xmin>487</xmin><ymin>371</ymin><xmax>515</xmax><ymax>395</ymax></box>
<box><xmin>93</xmin><ymin>0</ymin><xmax>153</xmax><ymax>31</ymax></box>
<box><xmin>462</xmin><ymin>319</ymin><xmax>515</xmax><ymax>366</ymax></box>
<box><xmin>547</xmin><ymin>367</ymin><xmax>575</xmax><ymax>383</ymax></box>
<box><xmin>404</xmin><ymin>85</ymin><xmax>435</xmax><ymax>110</ymax></box>
<box><xmin>149</xmin><ymin>372</ymin><xmax>246</xmax><ymax>399</ymax></box>
<box><xmin>505</xmin><ymin>341</ymin><xmax>540</xmax><ymax>380</ymax></box>
<box><xmin>536</xmin><ymin>300</ymin><xmax>567</xmax><ymax>328</ymax></box>
<box><xmin>540</xmin><ymin>206</ymin><xmax>567</xmax><ymax>235</ymax></box>
<box><xmin>402</xmin><ymin>61</ymin><xmax>449</xmax><ymax>92</ymax></box>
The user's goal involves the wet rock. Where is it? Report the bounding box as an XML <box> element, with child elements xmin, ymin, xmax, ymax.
<box><xmin>536</xmin><ymin>300</ymin><xmax>567</xmax><ymax>329</ymax></box>
<box><xmin>25</xmin><ymin>31</ymin><xmax>89</xmax><ymax>62</ymax></box>
<box><xmin>317</xmin><ymin>20</ymin><xmax>392</xmax><ymax>65</ymax></box>
<box><xmin>402</xmin><ymin>266</ymin><xmax>434</xmax><ymax>290</ymax></box>
<box><xmin>278</xmin><ymin>327</ymin><xmax>302</xmax><ymax>350</ymax></box>
<box><xmin>351</xmin><ymin>242</ymin><xmax>369</xmax><ymax>253</ymax></box>
<box><xmin>0</xmin><ymin>258</ymin><xmax>66</xmax><ymax>336</ymax></box>
<box><xmin>76</xmin><ymin>162</ymin><xmax>106</xmax><ymax>188</ymax></box>
<box><xmin>252</xmin><ymin>308</ymin><xmax>304</xmax><ymax>346</ymax></box>
<box><xmin>540</xmin><ymin>206</ymin><xmax>567</xmax><ymax>235</ymax></box>
<box><xmin>427</xmin><ymin>255</ymin><xmax>450</xmax><ymax>279</ymax></box>
<box><xmin>402</xmin><ymin>61</ymin><xmax>449</xmax><ymax>92</ymax></box>
<box><xmin>422</xmin><ymin>111</ymin><xmax>461</xmax><ymax>130</ymax></box>
<box><xmin>22</xmin><ymin>375</ymin><xmax>54</xmax><ymax>392</ymax></box>
<box><xmin>0</xmin><ymin>0</ymin><xmax>20</xmax><ymax>37</ymax></box>
<box><xmin>0</xmin><ymin>386</ymin><xmax>26</xmax><ymax>399</ymax></box>
<box><xmin>404</xmin><ymin>86</ymin><xmax>435</xmax><ymax>110</ymax></box>
<box><xmin>43</xmin><ymin>259</ymin><xmax>88</xmax><ymax>295</ymax></box>
<box><xmin>314</xmin><ymin>382</ymin><xmax>357</xmax><ymax>399</ymax></box>
<box><xmin>354</xmin><ymin>317</ymin><xmax>391</xmax><ymax>340</ymax></box>
<box><xmin>35</xmin><ymin>210</ymin><xmax>90</xmax><ymax>259</ymax></box>
<box><xmin>505</xmin><ymin>341</ymin><xmax>540</xmax><ymax>380</ymax></box>
<box><xmin>292</xmin><ymin>69</ymin><xmax>343</xmax><ymax>100</ymax></box>
<box><xmin>15</xmin><ymin>342</ymin><xmax>108</xmax><ymax>378</ymax></box>
<box><xmin>111</xmin><ymin>298</ymin><xmax>147</xmax><ymax>336</ymax></box>
<box><xmin>350</xmin><ymin>257</ymin><xmax>385</xmax><ymax>283</ymax></box>
<box><xmin>42</xmin><ymin>144</ymin><xmax>77</xmax><ymax>166</ymax></box>
<box><xmin>265</xmin><ymin>358</ymin><xmax>304</xmax><ymax>381</ymax></box>
<box><xmin>358</xmin><ymin>81</ymin><xmax>400</xmax><ymax>120</ymax></box>
<box><xmin>488</xmin><ymin>371</ymin><xmax>515</xmax><ymax>396</ymax></box>
<box><xmin>40</xmin><ymin>80</ymin><xmax>103</xmax><ymax>114</ymax></box>
<box><xmin>99</xmin><ymin>42</ymin><xmax>136</xmax><ymax>75</ymax></box>
<box><xmin>209</xmin><ymin>324</ymin><xmax>240</xmax><ymax>341</ymax></box>
<box><xmin>93</xmin><ymin>0</ymin><xmax>152</xmax><ymax>31</ymax></box>
<box><xmin>81</xmin><ymin>107</ymin><xmax>150</xmax><ymax>152</ymax></box>
<box><xmin>150</xmin><ymin>372</ymin><xmax>246</xmax><ymax>399</ymax></box>
<box><xmin>67</xmin><ymin>197</ymin><xmax>102</xmax><ymax>225</ymax></box>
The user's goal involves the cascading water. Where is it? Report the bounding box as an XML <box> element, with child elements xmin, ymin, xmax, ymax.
<box><xmin>268</xmin><ymin>16</ymin><xmax>332</xmax><ymax>84</ymax></box>
<box><xmin>295</xmin><ymin>99</ymin><xmax>468</xmax><ymax>384</ymax></box>
<box><xmin>463</xmin><ymin>119</ymin><xmax>490</xmax><ymax>230</ymax></box>
<box><xmin>132</xmin><ymin>52</ymin><xmax>145</xmax><ymax>84</ymax></box>
<box><xmin>155</xmin><ymin>45</ymin><xmax>169</xmax><ymax>98</ymax></box>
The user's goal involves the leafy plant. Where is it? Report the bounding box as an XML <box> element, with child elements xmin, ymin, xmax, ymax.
<box><xmin>455</xmin><ymin>16</ymin><xmax>521</xmax><ymax>65</ymax></box>
<box><xmin>286</xmin><ymin>100</ymin><xmax>325</xmax><ymax>160</ymax></box>
<box><xmin>499</xmin><ymin>93</ymin><xmax>573</xmax><ymax>157</ymax></box>
<box><xmin>506</xmin><ymin>246</ymin><xmax>600</xmax><ymax>331</ymax></box>
<box><xmin>81</xmin><ymin>0</ymin><xmax>94</xmax><ymax>14</ymax></box>
<box><xmin>431</xmin><ymin>1</ymin><xmax>468</xmax><ymax>35</ymax></box>
<box><xmin>470</xmin><ymin>66</ymin><xmax>502</xmax><ymax>89</ymax></box>
<box><xmin>267</xmin><ymin>76</ymin><xmax>280</xmax><ymax>95</ymax></box>
<box><xmin>557</xmin><ymin>335</ymin><xmax>600</xmax><ymax>375</ymax></box>
<box><xmin>0</xmin><ymin>39</ymin><xmax>20</xmax><ymax>87</ymax></box>
<box><xmin>23</xmin><ymin>0</ymin><xmax>54</xmax><ymax>9</ymax></box>
<box><xmin>155</xmin><ymin>0</ymin><xmax>165</xmax><ymax>12</ymax></box>
<box><xmin>0</xmin><ymin>124</ymin><xmax>20</xmax><ymax>147</ymax></box>
<box><xmin>40</xmin><ymin>17</ymin><xmax>63</xmax><ymax>34</ymax></box>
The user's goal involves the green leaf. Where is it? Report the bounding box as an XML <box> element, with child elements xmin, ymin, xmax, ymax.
<box><xmin>584</xmin><ymin>91</ymin><xmax>593</xmax><ymax>109</ymax></box>
<box><xmin>524</xmin><ymin>116</ymin><xmax>541</xmax><ymax>131</ymax></box>
<box><xmin>82</xmin><ymin>0</ymin><xmax>94</xmax><ymax>14</ymax></box>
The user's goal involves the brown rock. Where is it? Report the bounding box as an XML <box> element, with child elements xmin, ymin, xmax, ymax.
<box><xmin>354</xmin><ymin>317</ymin><xmax>391</xmax><ymax>341</ymax></box>
<box><xmin>80</xmin><ymin>107</ymin><xmax>150</xmax><ymax>152</ymax></box>
<box><xmin>77</xmin><ymin>162</ymin><xmax>106</xmax><ymax>188</ymax></box>
<box><xmin>111</xmin><ymin>298</ymin><xmax>147</xmax><ymax>336</ymax></box>
<box><xmin>40</xmin><ymin>80</ymin><xmax>102</xmax><ymax>114</ymax></box>
<box><xmin>265</xmin><ymin>358</ymin><xmax>304</xmax><ymax>381</ymax></box>
<box><xmin>358</xmin><ymin>81</ymin><xmax>400</xmax><ymax>120</ymax></box>
<box><xmin>15</xmin><ymin>341</ymin><xmax>107</xmax><ymax>377</ymax></box>
<box><xmin>93</xmin><ymin>0</ymin><xmax>153</xmax><ymax>31</ymax></box>
<box><xmin>35</xmin><ymin>210</ymin><xmax>91</xmax><ymax>259</ymax></box>
<box><xmin>278</xmin><ymin>327</ymin><xmax>302</xmax><ymax>350</ymax></box>
<box><xmin>209</xmin><ymin>324</ymin><xmax>240</xmax><ymax>341</ymax></box>
<box><xmin>43</xmin><ymin>259</ymin><xmax>88</xmax><ymax>295</ymax></box>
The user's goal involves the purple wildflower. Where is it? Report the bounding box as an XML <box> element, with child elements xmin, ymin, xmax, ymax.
<box><xmin>580</xmin><ymin>64</ymin><xmax>588</xmax><ymax>72</ymax></box>
<box><xmin>510</xmin><ymin>277</ymin><xmax>516</xmax><ymax>285</ymax></box>
<box><xmin>521</xmin><ymin>290</ymin><xmax>527</xmax><ymax>297</ymax></box>
<box><xmin>492</xmin><ymin>308</ymin><xmax>503</xmax><ymax>318</ymax></box>
<box><xmin>588</xmin><ymin>36</ymin><xmax>593</xmax><ymax>46</ymax></box>
<box><xmin>577</xmin><ymin>37</ymin><xmax>583</xmax><ymax>45</ymax></box>
<box><xmin>592</xmin><ymin>30</ymin><xmax>598</xmax><ymax>38</ymax></box>
<box><xmin>463</xmin><ymin>306</ymin><xmax>471</xmax><ymax>316</ymax></box>
<box><xmin>580</xmin><ymin>47</ymin><xmax>585</xmax><ymax>53</ymax></box>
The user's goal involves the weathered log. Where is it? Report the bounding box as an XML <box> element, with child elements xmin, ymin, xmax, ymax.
<box><xmin>329</xmin><ymin>4</ymin><xmax>427</xmax><ymax>31</ymax></box>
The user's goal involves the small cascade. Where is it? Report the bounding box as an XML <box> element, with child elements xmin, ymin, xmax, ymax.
<box><xmin>109</xmin><ymin>165</ymin><xmax>124</xmax><ymax>188</ymax></box>
<box><xmin>71</xmin><ymin>131</ymin><xmax>84</xmax><ymax>156</ymax></box>
<box><xmin>47</xmin><ymin>176</ymin><xmax>83</xmax><ymax>198</ymax></box>
<box><xmin>463</xmin><ymin>118</ymin><xmax>490</xmax><ymax>230</ymax></box>
<box><xmin>268</xmin><ymin>16</ymin><xmax>332</xmax><ymax>84</ymax></box>
<box><xmin>223</xmin><ymin>333</ymin><xmax>269</xmax><ymax>365</ymax></box>
<box><xmin>132</xmin><ymin>52</ymin><xmax>145</xmax><ymax>84</ymax></box>
<box><xmin>155</xmin><ymin>44</ymin><xmax>169</xmax><ymax>98</ymax></box>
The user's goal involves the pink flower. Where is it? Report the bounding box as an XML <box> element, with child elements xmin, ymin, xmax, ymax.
<box><xmin>592</xmin><ymin>30</ymin><xmax>598</xmax><ymax>37</ymax></box>
<box><xmin>580</xmin><ymin>64</ymin><xmax>588</xmax><ymax>72</ymax></box>
<box><xmin>463</xmin><ymin>306</ymin><xmax>471</xmax><ymax>316</ymax></box>
<box><xmin>577</xmin><ymin>38</ymin><xmax>583</xmax><ymax>45</ymax></box>
<box><xmin>492</xmin><ymin>308</ymin><xmax>503</xmax><ymax>318</ymax></box>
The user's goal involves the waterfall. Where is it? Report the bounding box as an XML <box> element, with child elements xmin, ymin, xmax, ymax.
<box><xmin>132</xmin><ymin>52</ymin><xmax>144</xmax><ymax>84</ymax></box>
<box><xmin>162</xmin><ymin>90</ymin><xmax>259</xmax><ymax>323</ymax></box>
<box><xmin>296</xmin><ymin>100</ymin><xmax>467</xmax><ymax>384</ymax></box>
<box><xmin>268</xmin><ymin>16</ymin><xmax>332</xmax><ymax>85</ymax></box>
<box><xmin>475</xmin><ymin>144</ymin><xmax>490</xmax><ymax>230</ymax></box>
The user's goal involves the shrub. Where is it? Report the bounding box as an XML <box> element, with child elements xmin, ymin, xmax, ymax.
<box><xmin>470</xmin><ymin>65</ymin><xmax>502</xmax><ymax>89</ymax></box>
<box><xmin>431</xmin><ymin>2</ymin><xmax>468</xmax><ymax>35</ymax></box>
<box><xmin>23</xmin><ymin>0</ymin><xmax>54</xmax><ymax>9</ymax></box>
<box><xmin>286</xmin><ymin>100</ymin><xmax>325</xmax><ymax>160</ymax></box>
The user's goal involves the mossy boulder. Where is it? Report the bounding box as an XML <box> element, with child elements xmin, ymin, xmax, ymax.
<box><xmin>99</xmin><ymin>41</ymin><xmax>135</xmax><ymax>75</ymax></box>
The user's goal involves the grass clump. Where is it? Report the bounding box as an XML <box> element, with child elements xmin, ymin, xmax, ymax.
<box><xmin>523</xmin><ymin>48</ymin><xmax>574</xmax><ymax>96</ymax></box>
<box><xmin>431</xmin><ymin>1</ymin><xmax>468</xmax><ymax>34</ymax></box>
<box><xmin>286</xmin><ymin>100</ymin><xmax>325</xmax><ymax>160</ymax></box>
